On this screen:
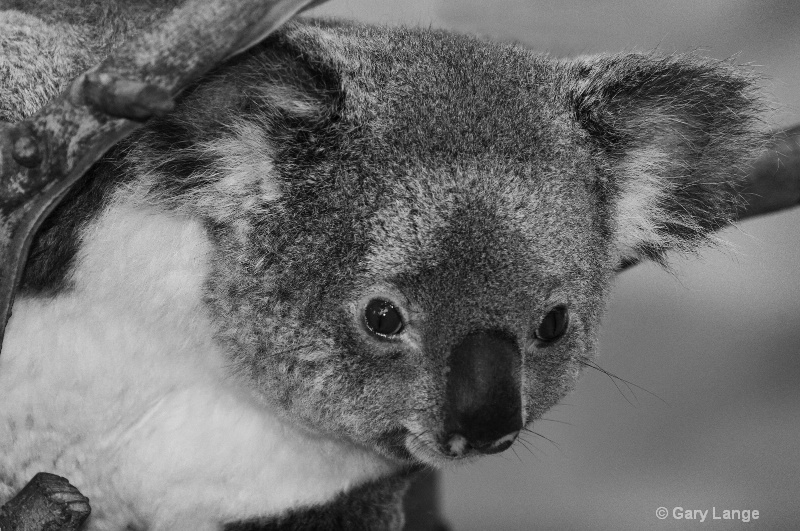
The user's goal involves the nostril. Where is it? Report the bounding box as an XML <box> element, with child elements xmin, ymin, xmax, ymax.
<box><xmin>483</xmin><ymin>430</ymin><xmax>519</xmax><ymax>455</ymax></box>
<box><xmin>444</xmin><ymin>433</ymin><xmax>471</xmax><ymax>457</ymax></box>
<box><xmin>495</xmin><ymin>430</ymin><xmax>519</xmax><ymax>446</ymax></box>
<box><xmin>442</xmin><ymin>430</ymin><xmax>519</xmax><ymax>457</ymax></box>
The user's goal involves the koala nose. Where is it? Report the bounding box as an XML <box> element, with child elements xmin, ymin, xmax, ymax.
<box><xmin>442</xmin><ymin>329</ymin><xmax>523</xmax><ymax>457</ymax></box>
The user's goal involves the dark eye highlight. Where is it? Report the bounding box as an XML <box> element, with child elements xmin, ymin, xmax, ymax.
<box><xmin>364</xmin><ymin>299</ymin><xmax>404</xmax><ymax>337</ymax></box>
<box><xmin>535</xmin><ymin>305</ymin><xmax>569</xmax><ymax>343</ymax></box>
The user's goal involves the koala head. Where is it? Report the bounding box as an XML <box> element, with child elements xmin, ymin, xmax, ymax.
<box><xmin>116</xmin><ymin>19</ymin><xmax>763</xmax><ymax>466</ymax></box>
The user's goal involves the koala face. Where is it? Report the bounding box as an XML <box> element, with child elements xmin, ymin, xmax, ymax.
<box><xmin>228</xmin><ymin>153</ymin><xmax>613</xmax><ymax>466</ymax></box>
<box><xmin>111</xmin><ymin>20</ymin><xmax>762</xmax><ymax>467</ymax></box>
<box><xmin>333</xmin><ymin>162</ymin><xmax>610</xmax><ymax>464</ymax></box>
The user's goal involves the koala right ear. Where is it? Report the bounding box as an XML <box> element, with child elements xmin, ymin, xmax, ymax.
<box><xmin>562</xmin><ymin>53</ymin><xmax>767</xmax><ymax>265</ymax></box>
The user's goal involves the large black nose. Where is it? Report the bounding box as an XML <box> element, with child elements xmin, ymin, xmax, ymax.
<box><xmin>442</xmin><ymin>329</ymin><xmax>522</xmax><ymax>457</ymax></box>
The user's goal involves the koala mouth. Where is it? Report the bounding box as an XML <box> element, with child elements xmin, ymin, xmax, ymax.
<box><xmin>438</xmin><ymin>431</ymin><xmax>519</xmax><ymax>458</ymax></box>
<box><xmin>376</xmin><ymin>426</ymin><xmax>521</xmax><ymax>465</ymax></box>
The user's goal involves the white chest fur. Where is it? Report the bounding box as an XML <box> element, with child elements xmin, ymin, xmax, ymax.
<box><xmin>0</xmin><ymin>200</ymin><xmax>395</xmax><ymax>531</ymax></box>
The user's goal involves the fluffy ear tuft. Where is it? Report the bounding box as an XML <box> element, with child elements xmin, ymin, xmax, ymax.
<box><xmin>563</xmin><ymin>53</ymin><xmax>768</xmax><ymax>264</ymax></box>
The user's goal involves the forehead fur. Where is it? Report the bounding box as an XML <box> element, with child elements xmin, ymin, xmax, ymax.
<box><xmin>104</xmin><ymin>19</ymin><xmax>615</xmax><ymax>341</ymax></box>
<box><xmin>291</xmin><ymin>20</ymin><xmax>611</xmax><ymax>285</ymax></box>
<box><xmin>216</xmin><ymin>21</ymin><xmax>614</xmax><ymax>351</ymax></box>
<box><xmin>283</xmin><ymin>23</ymin><xmax>608</xmax><ymax>227</ymax></box>
<box><xmin>291</xmin><ymin>19</ymin><xmax>578</xmax><ymax>163</ymax></box>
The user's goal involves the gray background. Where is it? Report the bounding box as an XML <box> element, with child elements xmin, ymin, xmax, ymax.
<box><xmin>307</xmin><ymin>2</ymin><xmax>800</xmax><ymax>529</ymax></box>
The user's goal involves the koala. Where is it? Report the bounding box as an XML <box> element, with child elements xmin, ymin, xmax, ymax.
<box><xmin>0</xmin><ymin>1</ymin><xmax>766</xmax><ymax>529</ymax></box>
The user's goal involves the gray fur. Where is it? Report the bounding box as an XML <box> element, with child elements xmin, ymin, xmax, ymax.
<box><xmin>116</xmin><ymin>19</ymin><xmax>761</xmax><ymax>460</ymax></box>
<box><xmin>1</xmin><ymin>1</ymin><xmax>766</xmax><ymax>528</ymax></box>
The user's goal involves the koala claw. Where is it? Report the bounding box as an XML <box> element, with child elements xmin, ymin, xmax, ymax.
<box><xmin>0</xmin><ymin>472</ymin><xmax>91</xmax><ymax>531</ymax></box>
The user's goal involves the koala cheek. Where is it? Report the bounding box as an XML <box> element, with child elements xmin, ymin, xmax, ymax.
<box><xmin>441</xmin><ymin>329</ymin><xmax>523</xmax><ymax>456</ymax></box>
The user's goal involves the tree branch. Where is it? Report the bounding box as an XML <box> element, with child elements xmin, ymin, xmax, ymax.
<box><xmin>735</xmin><ymin>124</ymin><xmax>800</xmax><ymax>221</ymax></box>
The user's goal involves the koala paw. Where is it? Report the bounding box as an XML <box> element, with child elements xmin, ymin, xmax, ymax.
<box><xmin>0</xmin><ymin>472</ymin><xmax>91</xmax><ymax>531</ymax></box>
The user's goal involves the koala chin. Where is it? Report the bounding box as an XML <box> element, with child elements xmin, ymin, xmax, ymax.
<box><xmin>0</xmin><ymin>12</ymin><xmax>765</xmax><ymax>531</ymax></box>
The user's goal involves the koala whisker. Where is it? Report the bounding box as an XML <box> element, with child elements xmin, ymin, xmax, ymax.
<box><xmin>508</xmin><ymin>445</ymin><xmax>524</xmax><ymax>464</ymax></box>
<box><xmin>513</xmin><ymin>435</ymin><xmax>542</xmax><ymax>459</ymax></box>
<box><xmin>537</xmin><ymin>417</ymin><xmax>574</xmax><ymax>427</ymax></box>
<box><xmin>574</xmin><ymin>355</ymin><xmax>668</xmax><ymax>407</ymax></box>
<box><xmin>575</xmin><ymin>355</ymin><xmax>639</xmax><ymax>406</ymax></box>
<box><xmin>521</xmin><ymin>427</ymin><xmax>562</xmax><ymax>453</ymax></box>
<box><xmin>405</xmin><ymin>429</ymin><xmax>433</xmax><ymax>450</ymax></box>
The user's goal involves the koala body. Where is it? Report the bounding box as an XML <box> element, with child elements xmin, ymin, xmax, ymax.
<box><xmin>0</xmin><ymin>2</ymin><xmax>764</xmax><ymax>529</ymax></box>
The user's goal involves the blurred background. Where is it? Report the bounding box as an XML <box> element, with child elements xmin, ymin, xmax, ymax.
<box><xmin>307</xmin><ymin>1</ymin><xmax>800</xmax><ymax>529</ymax></box>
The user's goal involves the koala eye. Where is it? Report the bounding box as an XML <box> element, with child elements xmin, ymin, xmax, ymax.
<box><xmin>364</xmin><ymin>299</ymin><xmax>404</xmax><ymax>337</ymax></box>
<box><xmin>535</xmin><ymin>305</ymin><xmax>569</xmax><ymax>343</ymax></box>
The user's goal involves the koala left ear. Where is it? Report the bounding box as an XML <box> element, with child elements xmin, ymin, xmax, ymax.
<box><xmin>563</xmin><ymin>53</ymin><xmax>767</xmax><ymax>264</ymax></box>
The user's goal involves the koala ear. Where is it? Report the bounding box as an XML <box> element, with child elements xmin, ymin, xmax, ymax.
<box><xmin>564</xmin><ymin>53</ymin><xmax>767</xmax><ymax>264</ymax></box>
